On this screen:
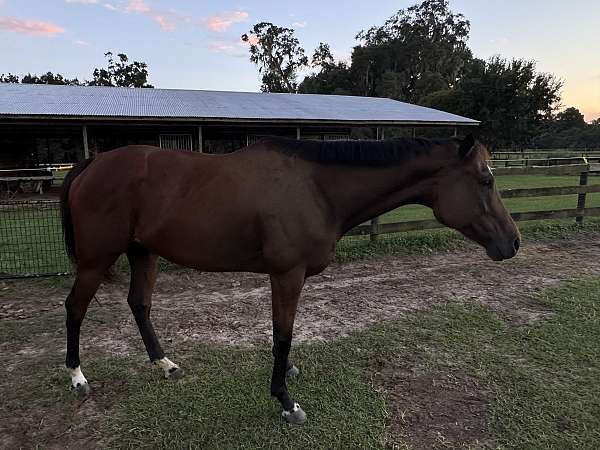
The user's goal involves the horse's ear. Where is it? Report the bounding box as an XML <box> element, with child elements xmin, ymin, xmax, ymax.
<box><xmin>458</xmin><ymin>134</ymin><xmax>476</xmax><ymax>160</ymax></box>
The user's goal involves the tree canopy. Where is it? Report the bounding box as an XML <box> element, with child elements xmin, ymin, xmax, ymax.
<box><xmin>245</xmin><ymin>0</ymin><xmax>596</xmax><ymax>148</ymax></box>
<box><xmin>0</xmin><ymin>51</ymin><xmax>152</xmax><ymax>88</ymax></box>
<box><xmin>241</xmin><ymin>22</ymin><xmax>308</xmax><ymax>93</ymax></box>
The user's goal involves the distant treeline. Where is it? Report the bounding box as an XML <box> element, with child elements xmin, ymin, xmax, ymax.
<box><xmin>242</xmin><ymin>0</ymin><xmax>599</xmax><ymax>149</ymax></box>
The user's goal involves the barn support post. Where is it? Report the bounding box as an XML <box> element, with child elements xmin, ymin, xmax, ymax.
<box><xmin>197</xmin><ymin>126</ymin><xmax>204</xmax><ymax>152</ymax></box>
<box><xmin>412</xmin><ymin>127</ymin><xmax>416</xmax><ymax>138</ymax></box>
<box><xmin>296</xmin><ymin>127</ymin><xmax>301</xmax><ymax>140</ymax></box>
<box><xmin>370</xmin><ymin>127</ymin><xmax>384</xmax><ymax>242</ymax></box>
<box><xmin>82</xmin><ymin>125</ymin><xmax>90</xmax><ymax>159</ymax></box>
<box><xmin>453</xmin><ymin>127</ymin><xmax>458</xmax><ymax>137</ymax></box>
<box><xmin>576</xmin><ymin>170</ymin><xmax>589</xmax><ymax>224</ymax></box>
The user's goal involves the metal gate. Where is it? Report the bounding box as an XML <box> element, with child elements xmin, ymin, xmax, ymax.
<box><xmin>0</xmin><ymin>200</ymin><xmax>70</xmax><ymax>278</ymax></box>
<box><xmin>159</xmin><ymin>134</ymin><xmax>194</xmax><ymax>151</ymax></box>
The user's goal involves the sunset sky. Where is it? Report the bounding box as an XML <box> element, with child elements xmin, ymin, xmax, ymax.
<box><xmin>1</xmin><ymin>0</ymin><xmax>598</xmax><ymax>121</ymax></box>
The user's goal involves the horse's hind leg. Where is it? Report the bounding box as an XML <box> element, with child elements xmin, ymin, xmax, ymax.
<box><xmin>65</xmin><ymin>263</ymin><xmax>112</xmax><ymax>397</ymax></box>
<box><xmin>126</xmin><ymin>243</ymin><xmax>183</xmax><ymax>379</ymax></box>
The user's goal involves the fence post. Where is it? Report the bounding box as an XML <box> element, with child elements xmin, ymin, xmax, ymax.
<box><xmin>370</xmin><ymin>216</ymin><xmax>379</xmax><ymax>242</ymax></box>
<box><xmin>576</xmin><ymin>170</ymin><xmax>589</xmax><ymax>224</ymax></box>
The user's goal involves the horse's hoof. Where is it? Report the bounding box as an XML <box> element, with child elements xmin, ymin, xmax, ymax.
<box><xmin>167</xmin><ymin>366</ymin><xmax>185</xmax><ymax>380</ymax></box>
<box><xmin>72</xmin><ymin>382</ymin><xmax>90</xmax><ymax>398</ymax></box>
<box><xmin>286</xmin><ymin>365</ymin><xmax>300</xmax><ymax>378</ymax></box>
<box><xmin>281</xmin><ymin>403</ymin><xmax>306</xmax><ymax>425</ymax></box>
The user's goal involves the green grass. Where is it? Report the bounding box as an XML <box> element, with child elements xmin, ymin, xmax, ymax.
<box><xmin>0</xmin><ymin>204</ymin><xmax>71</xmax><ymax>275</ymax></box>
<box><xmin>60</xmin><ymin>277</ymin><xmax>600</xmax><ymax>449</ymax></box>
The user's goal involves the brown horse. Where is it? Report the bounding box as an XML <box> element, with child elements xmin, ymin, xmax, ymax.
<box><xmin>60</xmin><ymin>134</ymin><xmax>519</xmax><ymax>424</ymax></box>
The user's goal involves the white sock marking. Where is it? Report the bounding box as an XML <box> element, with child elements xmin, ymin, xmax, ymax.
<box><xmin>69</xmin><ymin>366</ymin><xmax>88</xmax><ymax>388</ymax></box>
<box><xmin>154</xmin><ymin>357</ymin><xmax>179</xmax><ymax>378</ymax></box>
<box><xmin>282</xmin><ymin>402</ymin><xmax>301</xmax><ymax>417</ymax></box>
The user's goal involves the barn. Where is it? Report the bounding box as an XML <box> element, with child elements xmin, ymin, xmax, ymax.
<box><xmin>0</xmin><ymin>83</ymin><xmax>478</xmax><ymax>169</ymax></box>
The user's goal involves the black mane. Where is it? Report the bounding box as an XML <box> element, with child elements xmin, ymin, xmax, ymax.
<box><xmin>256</xmin><ymin>136</ymin><xmax>457</xmax><ymax>166</ymax></box>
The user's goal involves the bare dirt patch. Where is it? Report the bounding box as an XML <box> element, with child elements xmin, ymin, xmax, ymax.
<box><xmin>372</xmin><ymin>354</ymin><xmax>496</xmax><ymax>450</ymax></box>
<box><xmin>1</xmin><ymin>234</ymin><xmax>600</xmax><ymax>448</ymax></box>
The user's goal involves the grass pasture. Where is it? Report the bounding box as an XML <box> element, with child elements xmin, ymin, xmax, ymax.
<box><xmin>3</xmin><ymin>275</ymin><xmax>600</xmax><ymax>449</ymax></box>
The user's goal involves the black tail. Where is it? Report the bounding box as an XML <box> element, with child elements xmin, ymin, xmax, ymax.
<box><xmin>60</xmin><ymin>158</ymin><xmax>94</xmax><ymax>264</ymax></box>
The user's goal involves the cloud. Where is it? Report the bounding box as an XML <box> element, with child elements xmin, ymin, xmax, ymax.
<box><xmin>123</xmin><ymin>0</ymin><xmax>178</xmax><ymax>31</ymax></box>
<box><xmin>292</xmin><ymin>21</ymin><xmax>307</xmax><ymax>28</ymax></box>
<box><xmin>64</xmin><ymin>0</ymin><xmax>249</xmax><ymax>34</ymax></box>
<box><xmin>0</xmin><ymin>16</ymin><xmax>65</xmax><ymax>36</ymax></box>
<box><xmin>203</xmin><ymin>10</ymin><xmax>248</xmax><ymax>32</ymax></box>
<box><xmin>208</xmin><ymin>39</ymin><xmax>248</xmax><ymax>58</ymax></box>
<box><xmin>74</xmin><ymin>39</ymin><xmax>90</xmax><ymax>46</ymax></box>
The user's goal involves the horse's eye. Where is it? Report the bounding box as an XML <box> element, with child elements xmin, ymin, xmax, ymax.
<box><xmin>481</xmin><ymin>178</ymin><xmax>494</xmax><ymax>188</ymax></box>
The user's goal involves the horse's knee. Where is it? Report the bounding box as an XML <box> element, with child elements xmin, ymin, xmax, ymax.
<box><xmin>128</xmin><ymin>302</ymin><xmax>150</xmax><ymax>320</ymax></box>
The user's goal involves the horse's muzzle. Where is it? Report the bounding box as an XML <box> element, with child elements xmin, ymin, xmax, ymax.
<box><xmin>486</xmin><ymin>236</ymin><xmax>520</xmax><ymax>261</ymax></box>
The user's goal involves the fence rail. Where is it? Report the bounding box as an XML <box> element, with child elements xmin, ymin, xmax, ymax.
<box><xmin>1</xmin><ymin>162</ymin><xmax>599</xmax><ymax>278</ymax></box>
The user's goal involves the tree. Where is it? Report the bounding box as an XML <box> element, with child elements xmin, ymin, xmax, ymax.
<box><xmin>21</xmin><ymin>72</ymin><xmax>82</xmax><ymax>85</ymax></box>
<box><xmin>311</xmin><ymin>42</ymin><xmax>335</xmax><ymax>69</ymax></box>
<box><xmin>299</xmin><ymin>42</ymin><xmax>354</xmax><ymax>95</ymax></box>
<box><xmin>1</xmin><ymin>52</ymin><xmax>152</xmax><ymax>88</ymax></box>
<box><xmin>1</xmin><ymin>72</ymin><xmax>81</xmax><ymax>85</ymax></box>
<box><xmin>421</xmin><ymin>57</ymin><xmax>563</xmax><ymax>148</ymax></box>
<box><xmin>351</xmin><ymin>0</ymin><xmax>472</xmax><ymax>101</ymax></box>
<box><xmin>0</xmin><ymin>73</ymin><xmax>20</xmax><ymax>83</ymax></box>
<box><xmin>242</xmin><ymin>22</ymin><xmax>308</xmax><ymax>93</ymax></box>
<box><xmin>555</xmin><ymin>107</ymin><xmax>586</xmax><ymax>129</ymax></box>
<box><xmin>89</xmin><ymin>52</ymin><xmax>153</xmax><ymax>88</ymax></box>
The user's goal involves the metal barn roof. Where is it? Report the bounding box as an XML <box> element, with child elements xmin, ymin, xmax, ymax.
<box><xmin>0</xmin><ymin>83</ymin><xmax>478</xmax><ymax>126</ymax></box>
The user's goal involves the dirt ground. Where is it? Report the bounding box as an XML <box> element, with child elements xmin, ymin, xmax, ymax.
<box><xmin>1</xmin><ymin>234</ymin><xmax>600</xmax><ymax>449</ymax></box>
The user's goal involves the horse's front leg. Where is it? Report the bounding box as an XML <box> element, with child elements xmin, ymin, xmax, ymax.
<box><xmin>269</xmin><ymin>266</ymin><xmax>306</xmax><ymax>424</ymax></box>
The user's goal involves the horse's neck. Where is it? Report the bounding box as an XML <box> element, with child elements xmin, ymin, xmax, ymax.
<box><xmin>315</xmin><ymin>156</ymin><xmax>447</xmax><ymax>234</ymax></box>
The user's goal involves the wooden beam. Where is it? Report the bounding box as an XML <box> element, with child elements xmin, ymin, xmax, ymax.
<box><xmin>499</xmin><ymin>184</ymin><xmax>600</xmax><ymax>198</ymax></box>
<box><xmin>296</xmin><ymin>126</ymin><xmax>301</xmax><ymax>140</ymax></box>
<box><xmin>492</xmin><ymin>164</ymin><xmax>589</xmax><ymax>176</ymax></box>
<box><xmin>346</xmin><ymin>207</ymin><xmax>600</xmax><ymax>237</ymax></box>
<box><xmin>198</xmin><ymin>125</ymin><xmax>203</xmax><ymax>152</ymax></box>
<box><xmin>82</xmin><ymin>125</ymin><xmax>89</xmax><ymax>159</ymax></box>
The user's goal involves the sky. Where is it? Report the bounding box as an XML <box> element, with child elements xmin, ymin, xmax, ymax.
<box><xmin>1</xmin><ymin>0</ymin><xmax>598</xmax><ymax>121</ymax></box>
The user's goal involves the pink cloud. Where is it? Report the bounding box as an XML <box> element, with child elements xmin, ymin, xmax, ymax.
<box><xmin>241</xmin><ymin>33</ymin><xmax>259</xmax><ymax>46</ymax></box>
<box><xmin>124</xmin><ymin>0</ymin><xmax>177</xmax><ymax>31</ymax></box>
<box><xmin>208</xmin><ymin>40</ymin><xmax>248</xmax><ymax>58</ymax></box>
<box><xmin>125</xmin><ymin>0</ymin><xmax>149</xmax><ymax>13</ymax></box>
<box><xmin>0</xmin><ymin>16</ymin><xmax>65</xmax><ymax>36</ymax></box>
<box><xmin>204</xmin><ymin>10</ymin><xmax>248</xmax><ymax>32</ymax></box>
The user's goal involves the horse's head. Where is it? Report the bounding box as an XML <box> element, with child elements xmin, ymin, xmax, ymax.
<box><xmin>431</xmin><ymin>135</ymin><xmax>520</xmax><ymax>261</ymax></box>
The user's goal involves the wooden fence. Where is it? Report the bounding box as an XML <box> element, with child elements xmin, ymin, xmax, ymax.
<box><xmin>1</xmin><ymin>158</ymin><xmax>600</xmax><ymax>277</ymax></box>
<box><xmin>350</xmin><ymin>160</ymin><xmax>600</xmax><ymax>240</ymax></box>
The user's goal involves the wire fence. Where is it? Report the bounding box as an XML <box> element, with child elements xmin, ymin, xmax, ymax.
<box><xmin>0</xmin><ymin>200</ymin><xmax>71</xmax><ymax>278</ymax></box>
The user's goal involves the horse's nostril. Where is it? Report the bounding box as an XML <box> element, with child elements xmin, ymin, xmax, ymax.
<box><xmin>513</xmin><ymin>238</ymin><xmax>520</xmax><ymax>252</ymax></box>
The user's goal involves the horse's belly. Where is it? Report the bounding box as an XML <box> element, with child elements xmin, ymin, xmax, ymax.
<box><xmin>136</xmin><ymin>216</ymin><xmax>266</xmax><ymax>272</ymax></box>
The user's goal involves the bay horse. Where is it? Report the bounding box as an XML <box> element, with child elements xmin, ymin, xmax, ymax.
<box><xmin>60</xmin><ymin>134</ymin><xmax>520</xmax><ymax>424</ymax></box>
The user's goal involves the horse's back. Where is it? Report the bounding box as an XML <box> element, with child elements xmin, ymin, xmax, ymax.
<box><xmin>68</xmin><ymin>144</ymin><xmax>335</xmax><ymax>273</ymax></box>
